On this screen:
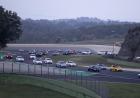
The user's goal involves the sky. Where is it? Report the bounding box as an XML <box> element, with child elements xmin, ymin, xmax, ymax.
<box><xmin>0</xmin><ymin>0</ymin><xmax>140</xmax><ymax>22</ymax></box>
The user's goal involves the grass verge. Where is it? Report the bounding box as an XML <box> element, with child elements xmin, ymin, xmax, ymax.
<box><xmin>0</xmin><ymin>74</ymin><xmax>100</xmax><ymax>98</ymax></box>
<box><xmin>107</xmin><ymin>82</ymin><xmax>140</xmax><ymax>98</ymax></box>
<box><xmin>51</xmin><ymin>55</ymin><xmax>107</xmax><ymax>66</ymax></box>
<box><xmin>51</xmin><ymin>55</ymin><xmax>140</xmax><ymax>68</ymax></box>
<box><xmin>107</xmin><ymin>59</ymin><xmax>140</xmax><ymax>68</ymax></box>
<box><xmin>0</xmin><ymin>84</ymin><xmax>74</xmax><ymax>98</ymax></box>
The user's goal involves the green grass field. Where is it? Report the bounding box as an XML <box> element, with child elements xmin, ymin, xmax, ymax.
<box><xmin>0</xmin><ymin>74</ymin><xmax>140</xmax><ymax>98</ymax></box>
<box><xmin>0</xmin><ymin>74</ymin><xmax>100</xmax><ymax>98</ymax></box>
<box><xmin>51</xmin><ymin>55</ymin><xmax>107</xmax><ymax>66</ymax></box>
<box><xmin>63</xmin><ymin>79</ymin><xmax>140</xmax><ymax>98</ymax></box>
<box><xmin>107</xmin><ymin>82</ymin><xmax>140</xmax><ymax>98</ymax></box>
<box><xmin>107</xmin><ymin>59</ymin><xmax>140</xmax><ymax>68</ymax></box>
<box><xmin>0</xmin><ymin>84</ymin><xmax>74</xmax><ymax>98</ymax></box>
<box><xmin>51</xmin><ymin>55</ymin><xmax>140</xmax><ymax>68</ymax></box>
<box><xmin>57</xmin><ymin>78</ymin><xmax>140</xmax><ymax>98</ymax></box>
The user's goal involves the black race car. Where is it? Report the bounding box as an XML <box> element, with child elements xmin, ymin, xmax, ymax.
<box><xmin>88</xmin><ymin>65</ymin><xmax>101</xmax><ymax>72</ymax></box>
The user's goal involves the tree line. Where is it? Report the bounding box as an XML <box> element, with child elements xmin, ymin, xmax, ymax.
<box><xmin>0</xmin><ymin>6</ymin><xmax>22</xmax><ymax>49</ymax></box>
<box><xmin>17</xmin><ymin>18</ymin><xmax>140</xmax><ymax>43</ymax></box>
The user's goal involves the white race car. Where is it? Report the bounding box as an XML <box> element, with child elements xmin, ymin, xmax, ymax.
<box><xmin>29</xmin><ymin>54</ymin><xmax>36</xmax><ymax>59</ymax></box>
<box><xmin>16</xmin><ymin>56</ymin><xmax>24</xmax><ymax>62</ymax></box>
<box><xmin>43</xmin><ymin>58</ymin><xmax>53</xmax><ymax>64</ymax></box>
<box><xmin>56</xmin><ymin>61</ymin><xmax>67</xmax><ymax>68</ymax></box>
<box><xmin>33</xmin><ymin>58</ymin><xmax>43</xmax><ymax>64</ymax></box>
<box><xmin>66</xmin><ymin>61</ymin><xmax>77</xmax><ymax>67</ymax></box>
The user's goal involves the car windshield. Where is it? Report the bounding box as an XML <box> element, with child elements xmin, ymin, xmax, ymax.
<box><xmin>89</xmin><ymin>65</ymin><xmax>95</xmax><ymax>67</ymax></box>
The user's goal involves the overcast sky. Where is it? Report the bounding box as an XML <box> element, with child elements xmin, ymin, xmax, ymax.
<box><xmin>0</xmin><ymin>0</ymin><xmax>140</xmax><ymax>22</ymax></box>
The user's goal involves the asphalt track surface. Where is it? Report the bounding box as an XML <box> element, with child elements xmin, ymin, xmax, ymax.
<box><xmin>1</xmin><ymin>47</ymin><xmax>140</xmax><ymax>84</ymax></box>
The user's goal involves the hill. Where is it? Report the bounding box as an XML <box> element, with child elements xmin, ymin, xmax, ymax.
<box><xmin>16</xmin><ymin>17</ymin><xmax>140</xmax><ymax>44</ymax></box>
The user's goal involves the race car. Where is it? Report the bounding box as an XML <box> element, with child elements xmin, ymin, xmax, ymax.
<box><xmin>110</xmin><ymin>65</ymin><xmax>122</xmax><ymax>72</ymax></box>
<box><xmin>43</xmin><ymin>58</ymin><xmax>53</xmax><ymax>64</ymax></box>
<box><xmin>16</xmin><ymin>56</ymin><xmax>25</xmax><ymax>62</ymax></box>
<box><xmin>66</xmin><ymin>61</ymin><xmax>77</xmax><ymax>67</ymax></box>
<box><xmin>88</xmin><ymin>65</ymin><xmax>101</xmax><ymax>72</ymax></box>
<box><xmin>96</xmin><ymin>64</ymin><xmax>107</xmax><ymax>70</ymax></box>
<box><xmin>29</xmin><ymin>54</ymin><xmax>36</xmax><ymax>59</ymax></box>
<box><xmin>56</xmin><ymin>61</ymin><xmax>67</xmax><ymax>68</ymax></box>
<box><xmin>33</xmin><ymin>58</ymin><xmax>43</xmax><ymax>64</ymax></box>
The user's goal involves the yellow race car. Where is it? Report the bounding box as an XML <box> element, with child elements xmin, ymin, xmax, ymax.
<box><xmin>110</xmin><ymin>65</ymin><xmax>122</xmax><ymax>72</ymax></box>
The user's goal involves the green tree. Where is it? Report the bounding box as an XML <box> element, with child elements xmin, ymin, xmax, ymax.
<box><xmin>120</xmin><ymin>27</ymin><xmax>140</xmax><ymax>61</ymax></box>
<box><xmin>127</xmin><ymin>27</ymin><xmax>140</xmax><ymax>60</ymax></box>
<box><xmin>0</xmin><ymin>6</ymin><xmax>22</xmax><ymax>49</ymax></box>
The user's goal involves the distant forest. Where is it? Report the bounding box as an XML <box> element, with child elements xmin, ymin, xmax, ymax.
<box><xmin>16</xmin><ymin>17</ymin><xmax>140</xmax><ymax>44</ymax></box>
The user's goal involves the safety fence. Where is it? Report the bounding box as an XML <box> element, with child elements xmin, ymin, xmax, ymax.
<box><xmin>0</xmin><ymin>61</ymin><xmax>108</xmax><ymax>98</ymax></box>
